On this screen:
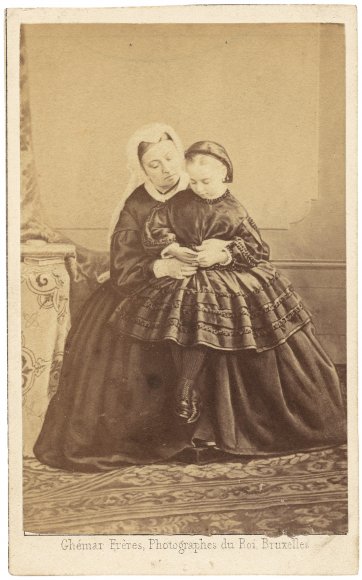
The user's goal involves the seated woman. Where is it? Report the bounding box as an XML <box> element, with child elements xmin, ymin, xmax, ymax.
<box><xmin>109</xmin><ymin>141</ymin><xmax>347</xmax><ymax>452</ymax></box>
<box><xmin>34</xmin><ymin>123</ymin><xmax>205</xmax><ymax>472</ymax></box>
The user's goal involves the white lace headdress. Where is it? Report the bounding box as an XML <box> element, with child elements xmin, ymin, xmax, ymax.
<box><xmin>108</xmin><ymin>123</ymin><xmax>186</xmax><ymax>241</ymax></box>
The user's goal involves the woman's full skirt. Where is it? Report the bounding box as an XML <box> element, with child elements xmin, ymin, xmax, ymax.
<box><xmin>33</xmin><ymin>281</ymin><xmax>346</xmax><ymax>472</ymax></box>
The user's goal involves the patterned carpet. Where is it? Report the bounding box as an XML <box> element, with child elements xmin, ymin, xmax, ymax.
<box><xmin>23</xmin><ymin>445</ymin><xmax>347</xmax><ymax>536</ymax></box>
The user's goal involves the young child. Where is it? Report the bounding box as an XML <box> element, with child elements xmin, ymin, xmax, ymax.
<box><xmin>109</xmin><ymin>140</ymin><xmax>318</xmax><ymax>424</ymax></box>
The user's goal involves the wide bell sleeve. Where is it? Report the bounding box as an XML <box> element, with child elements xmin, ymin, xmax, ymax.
<box><xmin>142</xmin><ymin>203</ymin><xmax>177</xmax><ymax>255</ymax></box>
<box><xmin>228</xmin><ymin>214</ymin><xmax>270</xmax><ymax>269</ymax></box>
<box><xmin>110</xmin><ymin>206</ymin><xmax>157</xmax><ymax>296</ymax></box>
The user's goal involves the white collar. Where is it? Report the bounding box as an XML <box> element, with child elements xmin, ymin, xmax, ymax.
<box><xmin>144</xmin><ymin>172</ymin><xmax>189</xmax><ymax>203</ymax></box>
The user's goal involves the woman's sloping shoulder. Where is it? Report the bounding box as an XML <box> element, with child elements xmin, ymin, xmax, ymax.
<box><xmin>114</xmin><ymin>185</ymin><xmax>150</xmax><ymax>232</ymax></box>
<box><xmin>123</xmin><ymin>184</ymin><xmax>151</xmax><ymax>212</ymax></box>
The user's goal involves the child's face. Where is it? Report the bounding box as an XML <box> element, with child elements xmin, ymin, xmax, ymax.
<box><xmin>186</xmin><ymin>155</ymin><xmax>228</xmax><ymax>199</ymax></box>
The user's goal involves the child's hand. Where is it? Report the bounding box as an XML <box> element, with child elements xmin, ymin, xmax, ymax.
<box><xmin>197</xmin><ymin>249</ymin><xmax>228</xmax><ymax>268</ymax></box>
<box><xmin>196</xmin><ymin>238</ymin><xmax>232</xmax><ymax>268</ymax></box>
<box><xmin>195</xmin><ymin>239</ymin><xmax>230</xmax><ymax>253</ymax></box>
<box><xmin>164</xmin><ymin>243</ymin><xmax>199</xmax><ymax>265</ymax></box>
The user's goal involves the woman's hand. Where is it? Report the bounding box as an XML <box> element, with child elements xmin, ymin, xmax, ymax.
<box><xmin>163</xmin><ymin>243</ymin><xmax>199</xmax><ymax>265</ymax></box>
<box><xmin>153</xmin><ymin>258</ymin><xmax>198</xmax><ymax>280</ymax></box>
<box><xmin>195</xmin><ymin>239</ymin><xmax>231</xmax><ymax>268</ymax></box>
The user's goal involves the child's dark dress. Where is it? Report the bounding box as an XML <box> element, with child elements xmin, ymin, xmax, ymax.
<box><xmin>110</xmin><ymin>189</ymin><xmax>311</xmax><ymax>351</ymax></box>
<box><xmin>109</xmin><ymin>188</ymin><xmax>346</xmax><ymax>453</ymax></box>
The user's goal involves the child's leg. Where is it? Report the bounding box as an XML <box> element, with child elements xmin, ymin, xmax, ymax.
<box><xmin>170</xmin><ymin>343</ymin><xmax>207</xmax><ymax>423</ymax></box>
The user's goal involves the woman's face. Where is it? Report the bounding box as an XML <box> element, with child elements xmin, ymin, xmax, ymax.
<box><xmin>187</xmin><ymin>155</ymin><xmax>227</xmax><ymax>199</ymax></box>
<box><xmin>140</xmin><ymin>140</ymin><xmax>183</xmax><ymax>192</ymax></box>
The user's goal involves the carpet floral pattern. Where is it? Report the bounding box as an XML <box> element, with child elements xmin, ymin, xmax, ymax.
<box><xmin>23</xmin><ymin>445</ymin><xmax>347</xmax><ymax>536</ymax></box>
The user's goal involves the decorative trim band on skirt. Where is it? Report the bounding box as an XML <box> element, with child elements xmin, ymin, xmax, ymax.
<box><xmin>107</xmin><ymin>264</ymin><xmax>312</xmax><ymax>352</ymax></box>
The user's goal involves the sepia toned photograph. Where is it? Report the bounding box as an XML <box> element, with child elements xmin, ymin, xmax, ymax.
<box><xmin>7</xmin><ymin>5</ymin><xmax>358</xmax><ymax>576</ymax></box>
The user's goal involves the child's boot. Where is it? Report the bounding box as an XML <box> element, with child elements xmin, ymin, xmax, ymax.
<box><xmin>175</xmin><ymin>379</ymin><xmax>201</xmax><ymax>424</ymax></box>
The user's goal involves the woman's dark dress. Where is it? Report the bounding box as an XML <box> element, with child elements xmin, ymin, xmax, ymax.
<box><xmin>34</xmin><ymin>186</ymin><xmax>346</xmax><ymax>472</ymax></box>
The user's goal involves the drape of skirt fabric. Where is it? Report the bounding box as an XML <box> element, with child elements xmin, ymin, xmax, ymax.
<box><xmin>108</xmin><ymin>262</ymin><xmax>312</xmax><ymax>351</ymax></box>
<box><xmin>200</xmin><ymin>324</ymin><xmax>346</xmax><ymax>454</ymax></box>
<box><xmin>33</xmin><ymin>282</ymin><xmax>346</xmax><ymax>472</ymax></box>
<box><xmin>33</xmin><ymin>282</ymin><xmax>196</xmax><ymax>471</ymax></box>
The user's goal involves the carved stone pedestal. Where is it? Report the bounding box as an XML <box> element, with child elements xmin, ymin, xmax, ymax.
<box><xmin>21</xmin><ymin>241</ymin><xmax>75</xmax><ymax>457</ymax></box>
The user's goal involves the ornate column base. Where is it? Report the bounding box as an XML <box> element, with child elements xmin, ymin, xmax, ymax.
<box><xmin>21</xmin><ymin>241</ymin><xmax>75</xmax><ymax>457</ymax></box>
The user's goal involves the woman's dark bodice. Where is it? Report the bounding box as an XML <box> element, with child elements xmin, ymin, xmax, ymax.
<box><xmin>110</xmin><ymin>185</ymin><xmax>163</xmax><ymax>296</ymax></box>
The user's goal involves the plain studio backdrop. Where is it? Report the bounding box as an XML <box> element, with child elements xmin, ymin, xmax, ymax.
<box><xmin>22</xmin><ymin>23</ymin><xmax>345</xmax><ymax>362</ymax></box>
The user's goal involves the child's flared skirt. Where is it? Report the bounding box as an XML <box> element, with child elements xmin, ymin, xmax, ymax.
<box><xmin>108</xmin><ymin>261</ymin><xmax>312</xmax><ymax>352</ymax></box>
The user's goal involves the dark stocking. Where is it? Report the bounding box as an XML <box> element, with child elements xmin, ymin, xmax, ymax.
<box><xmin>170</xmin><ymin>343</ymin><xmax>207</xmax><ymax>423</ymax></box>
